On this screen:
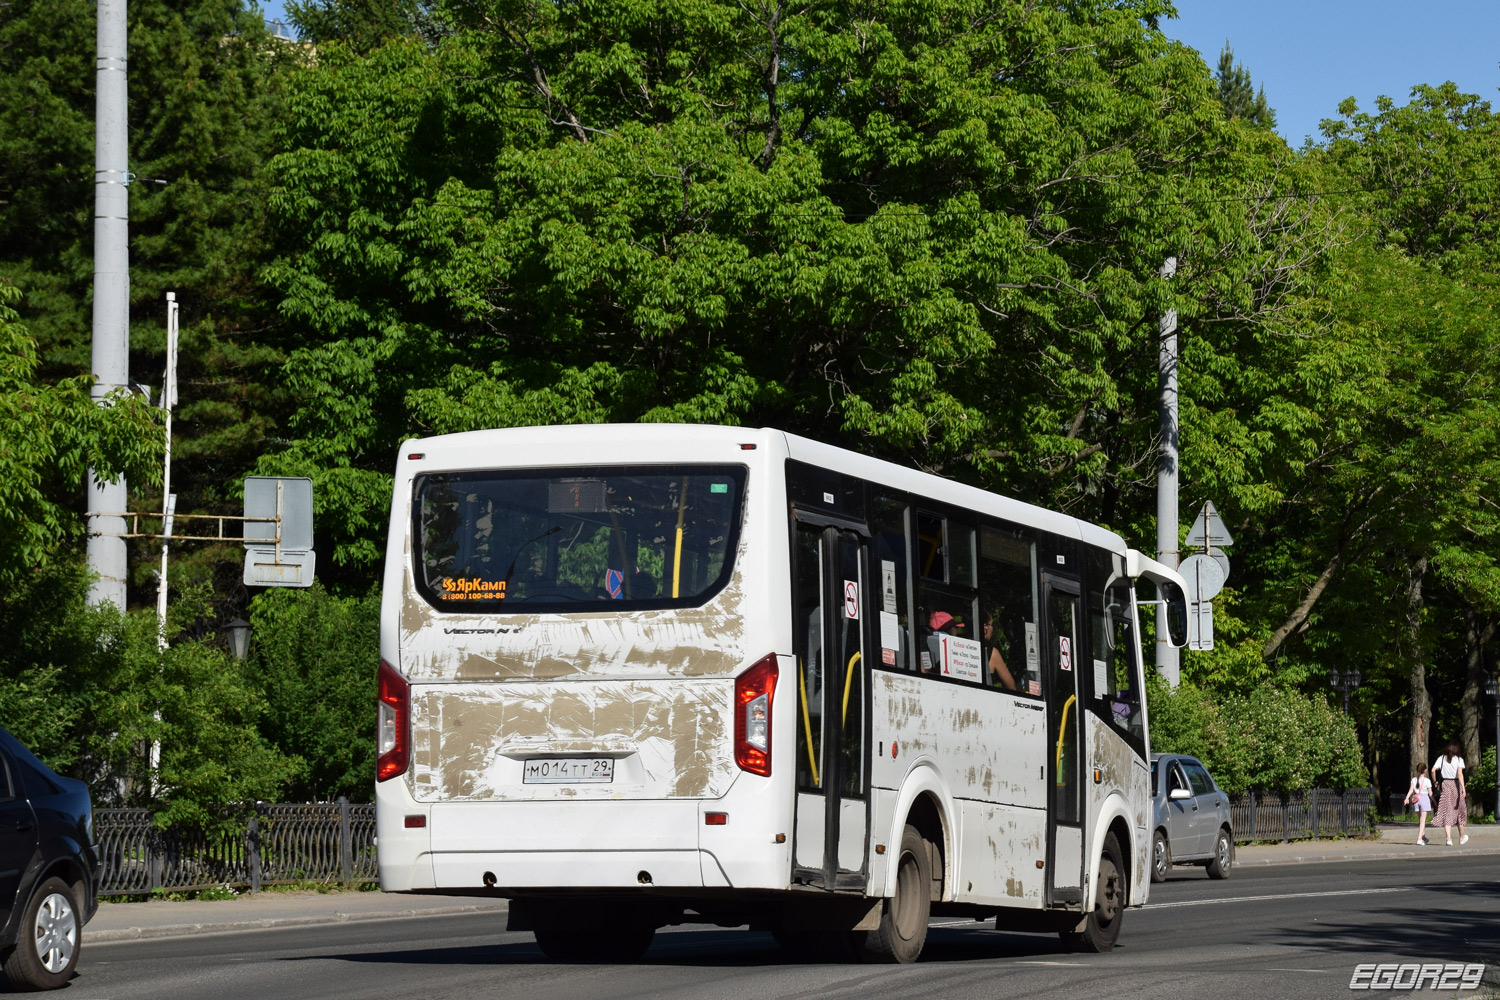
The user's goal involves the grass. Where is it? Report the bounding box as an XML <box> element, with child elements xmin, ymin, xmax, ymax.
<box><xmin>101</xmin><ymin>880</ymin><xmax>380</xmax><ymax>903</ymax></box>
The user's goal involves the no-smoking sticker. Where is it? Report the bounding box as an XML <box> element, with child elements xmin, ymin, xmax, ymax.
<box><xmin>1059</xmin><ymin>635</ymin><xmax>1072</xmax><ymax>671</ymax></box>
<box><xmin>844</xmin><ymin>580</ymin><xmax>859</xmax><ymax>619</ymax></box>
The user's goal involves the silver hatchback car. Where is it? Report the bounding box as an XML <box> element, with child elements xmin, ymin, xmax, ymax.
<box><xmin>1150</xmin><ymin>753</ymin><xmax>1233</xmax><ymax>882</ymax></box>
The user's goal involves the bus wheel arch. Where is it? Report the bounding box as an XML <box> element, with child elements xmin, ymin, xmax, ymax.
<box><xmin>903</xmin><ymin>792</ymin><xmax>947</xmax><ymax>903</ymax></box>
<box><xmin>1106</xmin><ymin>815</ymin><xmax>1134</xmax><ymax>902</ymax></box>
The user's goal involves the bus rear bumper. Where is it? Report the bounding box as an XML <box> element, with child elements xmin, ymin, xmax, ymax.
<box><xmin>430</xmin><ymin>849</ymin><xmax>721</xmax><ymax>890</ymax></box>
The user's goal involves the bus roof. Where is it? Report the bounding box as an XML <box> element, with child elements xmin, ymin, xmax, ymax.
<box><xmin>398</xmin><ymin>423</ymin><xmax>1131</xmax><ymax>556</ymax></box>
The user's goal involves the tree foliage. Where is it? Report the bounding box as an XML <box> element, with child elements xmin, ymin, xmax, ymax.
<box><xmin>2</xmin><ymin>0</ymin><xmax>1498</xmax><ymax>810</ymax></box>
<box><xmin>1214</xmin><ymin>42</ymin><xmax>1277</xmax><ymax>131</ymax></box>
<box><xmin>0</xmin><ymin>280</ymin><xmax>164</xmax><ymax>584</ymax></box>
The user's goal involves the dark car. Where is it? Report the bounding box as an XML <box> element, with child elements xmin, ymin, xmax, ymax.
<box><xmin>0</xmin><ymin>727</ymin><xmax>100</xmax><ymax>990</ymax></box>
<box><xmin>1150</xmin><ymin>753</ymin><xmax>1233</xmax><ymax>883</ymax></box>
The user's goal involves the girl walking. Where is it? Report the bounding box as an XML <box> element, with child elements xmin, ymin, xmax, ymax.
<box><xmin>1403</xmin><ymin>764</ymin><xmax>1433</xmax><ymax>844</ymax></box>
<box><xmin>1431</xmin><ymin>742</ymin><xmax>1469</xmax><ymax>846</ymax></box>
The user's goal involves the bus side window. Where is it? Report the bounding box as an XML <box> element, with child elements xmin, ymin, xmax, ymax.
<box><xmin>915</xmin><ymin>515</ymin><xmax>980</xmax><ymax>680</ymax></box>
<box><xmin>979</xmin><ymin>525</ymin><xmax>1039</xmax><ymax>696</ymax></box>
<box><xmin>872</xmin><ymin>493</ymin><xmax>913</xmax><ymax>672</ymax></box>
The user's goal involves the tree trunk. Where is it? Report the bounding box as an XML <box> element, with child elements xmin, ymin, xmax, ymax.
<box><xmin>1405</xmin><ymin>555</ymin><xmax>1431</xmax><ymax>778</ymax></box>
<box><xmin>1461</xmin><ymin>612</ymin><xmax>1495</xmax><ymax>769</ymax></box>
<box><xmin>1262</xmin><ymin>550</ymin><xmax>1341</xmax><ymax>661</ymax></box>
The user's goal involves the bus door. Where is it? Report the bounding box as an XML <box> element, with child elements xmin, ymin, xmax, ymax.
<box><xmin>1041</xmin><ymin>573</ymin><xmax>1085</xmax><ymax>905</ymax></box>
<box><xmin>791</xmin><ymin>518</ymin><xmax>870</xmax><ymax>892</ymax></box>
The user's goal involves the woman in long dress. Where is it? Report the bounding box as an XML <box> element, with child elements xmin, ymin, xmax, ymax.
<box><xmin>1431</xmin><ymin>742</ymin><xmax>1468</xmax><ymax>846</ymax></box>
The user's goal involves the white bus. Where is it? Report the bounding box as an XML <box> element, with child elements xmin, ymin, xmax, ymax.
<box><xmin>375</xmin><ymin>424</ymin><xmax>1187</xmax><ymax>962</ymax></box>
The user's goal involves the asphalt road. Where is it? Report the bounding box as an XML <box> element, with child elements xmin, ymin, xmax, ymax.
<box><xmin>49</xmin><ymin>857</ymin><xmax>1500</xmax><ymax>1000</ymax></box>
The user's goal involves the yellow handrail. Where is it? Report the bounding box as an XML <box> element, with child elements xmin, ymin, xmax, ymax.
<box><xmin>799</xmin><ymin>661</ymin><xmax>820</xmax><ymax>786</ymax></box>
<box><xmin>1054</xmin><ymin>693</ymin><xmax>1076</xmax><ymax>782</ymax></box>
<box><xmin>842</xmin><ymin>651</ymin><xmax>861</xmax><ymax>725</ymax></box>
<box><xmin>671</xmin><ymin>476</ymin><xmax>688</xmax><ymax>598</ymax></box>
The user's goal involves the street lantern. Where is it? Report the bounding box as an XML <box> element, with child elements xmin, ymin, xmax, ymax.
<box><xmin>1487</xmin><ymin>676</ymin><xmax>1499</xmax><ymax>822</ymax></box>
<box><xmin>225</xmin><ymin>618</ymin><xmax>252</xmax><ymax>662</ymax></box>
<box><xmin>1329</xmin><ymin>668</ymin><xmax>1362</xmax><ymax>715</ymax></box>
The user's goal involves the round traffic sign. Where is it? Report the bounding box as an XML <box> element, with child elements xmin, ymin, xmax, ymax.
<box><xmin>1180</xmin><ymin>554</ymin><xmax>1227</xmax><ymax>602</ymax></box>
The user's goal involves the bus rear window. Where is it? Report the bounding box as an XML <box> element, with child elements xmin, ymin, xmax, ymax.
<box><xmin>413</xmin><ymin>465</ymin><xmax>747</xmax><ymax>612</ymax></box>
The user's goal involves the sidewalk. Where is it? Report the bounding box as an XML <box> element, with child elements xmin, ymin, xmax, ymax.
<box><xmin>87</xmin><ymin>889</ymin><xmax>508</xmax><ymax>944</ymax></box>
<box><xmin>1234</xmin><ymin>821</ymin><xmax>1500</xmax><ymax>867</ymax></box>
<box><xmin>85</xmin><ymin>823</ymin><xmax>1499</xmax><ymax>944</ymax></box>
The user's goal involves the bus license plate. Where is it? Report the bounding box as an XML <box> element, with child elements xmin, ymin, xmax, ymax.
<box><xmin>522</xmin><ymin>757</ymin><xmax>615</xmax><ymax>784</ymax></box>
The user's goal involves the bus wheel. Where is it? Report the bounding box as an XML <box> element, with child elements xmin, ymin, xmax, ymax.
<box><xmin>534</xmin><ymin>923</ymin><xmax>655</xmax><ymax>963</ymax></box>
<box><xmin>1060</xmin><ymin>832</ymin><xmax>1124</xmax><ymax>954</ymax></box>
<box><xmin>1206</xmin><ymin>828</ymin><xmax>1232</xmax><ymax>880</ymax></box>
<box><xmin>1151</xmin><ymin>830</ymin><xmax>1170</xmax><ymax>883</ymax></box>
<box><xmin>854</xmin><ymin>824</ymin><xmax>931</xmax><ymax>963</ymax></box>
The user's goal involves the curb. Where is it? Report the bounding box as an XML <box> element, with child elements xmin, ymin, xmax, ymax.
<box><xmin>87</xmin><ymin>901</ymin><xmax>510</xmax><ymax>944</ymax></box>
<box><xmin>1235</xmin><ymin>842</ymin><xmax>1500</xmax><ymax>868</ymax></box>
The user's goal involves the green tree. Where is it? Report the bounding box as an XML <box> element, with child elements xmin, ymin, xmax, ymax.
<box><xmin>0</xmin><ymin>279</ymin><xmax>163</xmax><ymax>582</ymax></box>
<box><xmin>259</xmin><ymin>0</ymin><xmax>1340</xmax><ymax>589</ymax></box>
<box><xmin>0</xmin><ymin>0</ymin><xmax>295</xmax><ymax>602</ymax></box>
<box><xmin>1214</xmin><ymin>42</ymin><xmax>1277</xmax><ymax>130</ymax></box>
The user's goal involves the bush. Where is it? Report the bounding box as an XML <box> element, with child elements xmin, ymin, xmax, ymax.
<box><xmin>1146</xmin><ymin>674</ymin><xmax>1367</xmax><ymax>796</ymax></box>
<box><xmin>249</xmin><ymin>583</ymin><xmax>380</xmax><ymax>802</ymax></box>
<box><xmin>0</xmin><ymin>562</ymin><xmax>297</xmax><ymax>831</ymax></box>
<box><xmin>1469</xmin><ymin>746</ymin><xmax>1497</xmax><ymax>818</ymax></box>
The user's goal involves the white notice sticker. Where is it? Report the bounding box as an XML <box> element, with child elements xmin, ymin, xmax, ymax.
<box><xmin>940</xmin><ymin>634</ymin><xmax>984</xmax><ymax>683</ymax></box>
<box><xmin>1024</xmin><ymin>622</ymin><xmax>1040</xmax><ymax>673</ymax></box>
<box><xmin>1093</xmin><ymin>658</ymin><xmax>1109</xmax><ymax>698</ymax></box>
<box><xmin>881</xmin><ymin>560</ymin><xmax>898</xmax><ymax>614</ymax></box>
<box><xmin>879</xmin><ymin>611</ymin><xmax>900</xmax><ymax>658</ymax></box>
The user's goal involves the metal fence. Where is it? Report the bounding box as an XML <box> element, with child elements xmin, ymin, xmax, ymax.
<box><xmin>95</xmin><ymin>799</ymin><xmax>376</xmax><ymax>896</ymax></box>
<box><xmin>1227</xmin><ymin>787</ymin><xmax>1379</xmax><ymax>844</ymax></box>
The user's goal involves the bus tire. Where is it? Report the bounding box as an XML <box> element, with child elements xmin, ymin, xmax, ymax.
<box><xmin>534</xmin><ymin>922</ymin><xmax>654</xmax><ymax>963</ymax></box>
<box><xmin>1206</xmin><ymin>828</ymin><xmax>1232</xmax><ymax>880</ymax></box>
<box><xmin>1151</xmin><ymin>830</ymin><xmax>1170</xmax><ymax>883</ymax></box>
<box><xmin>1059</xmin><ymin>832</ymin><xmax>1125</xmax><ymax>954</ymax></box>
<box><xmin>854</xmin><ymin>824</ymin><xmax>931</xmax><ymax>964</ymax></box>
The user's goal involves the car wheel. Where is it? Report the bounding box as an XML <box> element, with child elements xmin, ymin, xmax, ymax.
<box><xmin>1151</xmin><ymin>830</ymin><xmax>1170</xmax><ymax>884</ymax></box>
<box><xmin>2</xmin><ymin>876</ymin><xmax>80</xmax><ymax>991</ymax></box>
<box><xmin>853</xmin><ymin>824</ymin><xmax>931</xmax><ymax>963</ymax></box>
<box><xmin>1059</xmin><ymin>833</ymin><xmax>1125</xmax><ymax>954</ymax></box>
<box><xmin>1206</xmin><ymin>828</ymin><xmax>1232</xmax><ymax>880</ymax></box>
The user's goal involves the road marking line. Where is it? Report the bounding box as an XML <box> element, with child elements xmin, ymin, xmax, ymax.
<box><xmin>1147</xmin><ymin>887</ymin><xmax>1410</xmax><ymax>909</ymax></box>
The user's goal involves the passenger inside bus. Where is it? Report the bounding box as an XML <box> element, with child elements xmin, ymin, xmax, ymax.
<box><xmin>982</xmin><ymin>612</ymin><xmax>1018</xmax><ymax>691</ymax></box>
<box><xmin>922</xmin><ymin>610</ymin><xmax>962</xmax><ymax>673</ymax></box>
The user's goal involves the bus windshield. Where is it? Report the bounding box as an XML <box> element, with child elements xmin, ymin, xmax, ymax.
<box><xmin>413</xmin><ymin>464</ymin><xmax>746</xmax><ymax>612</ymax></box>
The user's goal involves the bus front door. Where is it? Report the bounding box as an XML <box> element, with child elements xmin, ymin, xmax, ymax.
<box><xmin>791</xmin><ymin>522</ymin><xmax>870</xmax><ymax>892</ymax></box>
<box><xmin>1042</xmin><ymin>574</ymin><xmax>1086</xmax><ymax>906</ymax></box>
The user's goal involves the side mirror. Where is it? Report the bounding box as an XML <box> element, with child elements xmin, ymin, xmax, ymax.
<box><xmin>1169</xmin><ymin>787</ymin><xmax>1192</xmax><ymax>801</ymax></box>
<box><xmin>1160</xmin><ymin>580</ymin><xmax>1188</xmax><ymax>648</ymax></box>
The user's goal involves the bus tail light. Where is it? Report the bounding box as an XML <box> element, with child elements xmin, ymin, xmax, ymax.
<box><xmin>377</xmin><ymin>659</ymin><xmax>410</xmax><ymax>782</ymax></box>
<box><xmin>735</xmin><ymin>654</ymin><xmax>778</xmax><ymax>776</ymax></box>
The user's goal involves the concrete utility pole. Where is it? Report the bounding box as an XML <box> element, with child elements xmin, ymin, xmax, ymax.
<box><xmin>87</xmin><ymin>0</ymin><xmax>130</xmax><ymax>611</ymax></box>
<box><xmin>1156</xmin><ymin>256</ymin><xmax>1180</xmax><ymax>687</ymax></box>
<box><xmin>155</xmin><ymin>293</ymin><xmax>178</xmax><ymax>650</ymax></box>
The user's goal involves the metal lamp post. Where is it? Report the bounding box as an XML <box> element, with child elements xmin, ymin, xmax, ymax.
<box><xmin>1487</xmin><ymin>676</ymin><xmax>1499</xmax><ymax>822</ymax></box>
<box><xmin>225</xmin><ymin>618</ymin><xmax>252</xmax><ymax>662</ymax></box>
<box><xmin>1329</xmin><ymin>668</ymin><xmax>1362</xmax><ymax>715</ymax></box>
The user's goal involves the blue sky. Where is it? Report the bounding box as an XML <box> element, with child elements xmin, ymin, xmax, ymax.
<box><xmin>1168</xmin><ymin>0</ymin><xmax>1500</xmax><ymax>146</ymax></box>
<box><xmin>255</xmin><ymin>1</ymin><xmax>1500</xmax><ymax>148</ymax></box>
